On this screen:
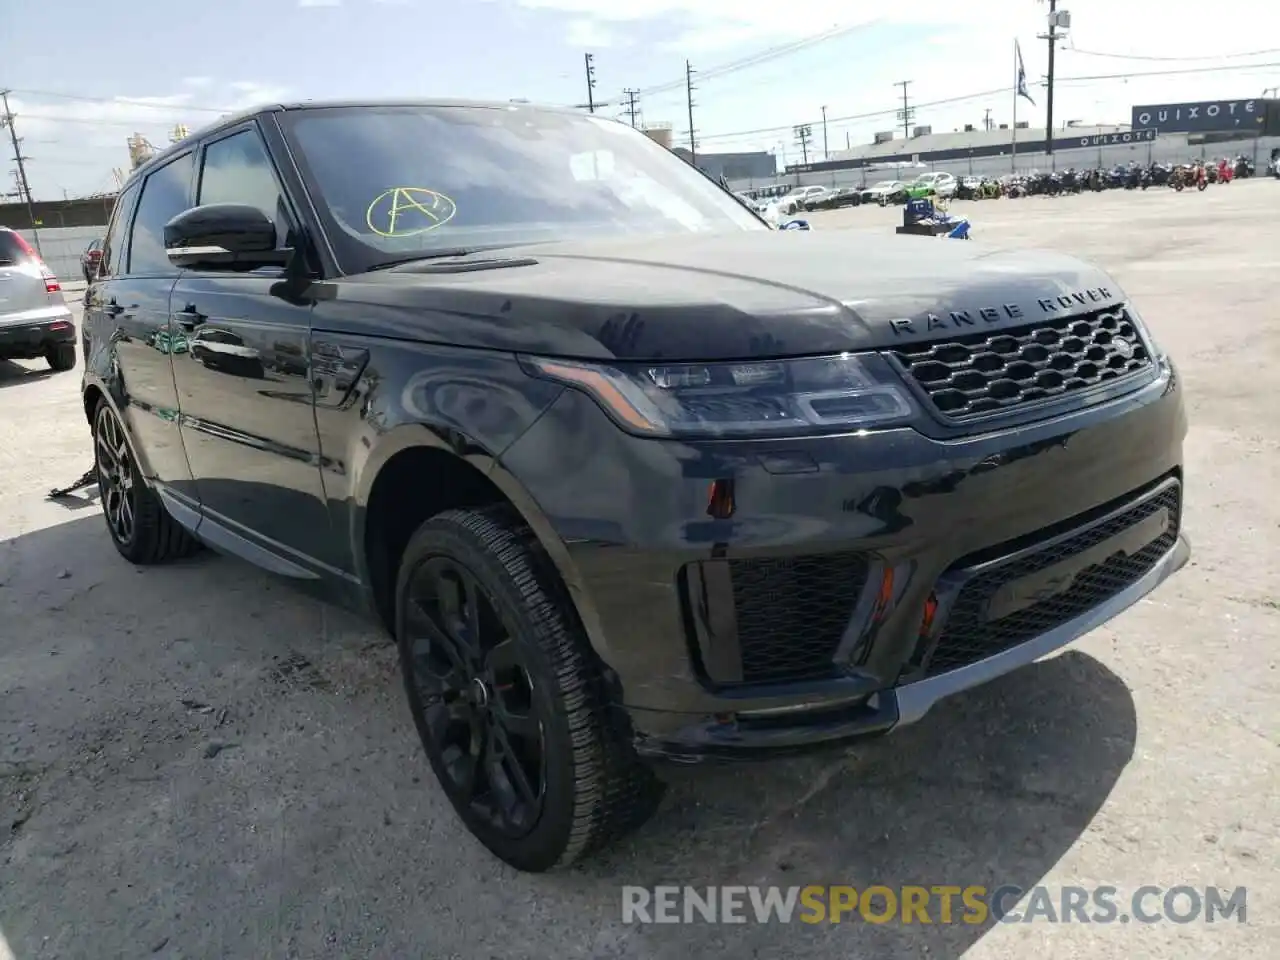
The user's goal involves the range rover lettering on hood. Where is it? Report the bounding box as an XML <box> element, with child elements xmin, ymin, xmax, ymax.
<box><xmin>888</xmin><ymin>286</ymin><xmax>1117</xmax><ymax>339</ymax></box>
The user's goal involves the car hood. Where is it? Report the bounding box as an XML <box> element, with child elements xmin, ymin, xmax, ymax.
<box><xmin>322</xmin><ymin>230</ymin><xmax>1125</xmax><ymax>362</ymax></box>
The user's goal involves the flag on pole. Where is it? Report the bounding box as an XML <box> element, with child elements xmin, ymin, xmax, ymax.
<box><xmin>1016</xmin><ymin>40</ymin><xmax>1035</xmax><ymax>105</ymax></box>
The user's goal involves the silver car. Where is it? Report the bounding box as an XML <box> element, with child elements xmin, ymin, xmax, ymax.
<box><xmin>0</xmin><ymin>227</ymin><xmax>77</xmax><ymax>371</ymax></box>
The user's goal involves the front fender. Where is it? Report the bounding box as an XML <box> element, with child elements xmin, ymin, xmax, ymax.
<box><xmin>331</xmin><ymin>340</ymin><xmax>565</xmax><ymax>582</ymax></box>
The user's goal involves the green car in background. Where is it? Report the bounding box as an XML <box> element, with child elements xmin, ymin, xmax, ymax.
<box><xmin>904</xmin><ymin>171</ymin><xmax>959</xmax><ymax>201</ymax></box>
<box><xmin>150</xmin><ymin>329</ymin><xmax>189</xmax><ymax>354</ymax></box>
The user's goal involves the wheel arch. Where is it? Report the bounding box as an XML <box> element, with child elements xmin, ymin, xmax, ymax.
<box><xmin>353</xmin><ymin>427</ymin><xmax>611</xmax><ymax>665</ymax></box>
<box><xmin>81</xmin><ymin>374</ymin><xmax>162</xmax><ymax>482</ymax></box>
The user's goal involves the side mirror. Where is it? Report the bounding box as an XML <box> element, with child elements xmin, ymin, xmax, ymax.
<box><xmin>164</xmin><ymin>203</ymin><xmax>288</xmax><ymax>270</ymax></box>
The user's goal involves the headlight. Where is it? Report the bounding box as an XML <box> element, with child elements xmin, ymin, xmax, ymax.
<box><xmin>521</xmin><ymin>353</ymin><xmax>917</xmax><ymax>438</ymax></box>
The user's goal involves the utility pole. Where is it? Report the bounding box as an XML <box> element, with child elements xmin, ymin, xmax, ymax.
<box><xmin>894</xmin><ymin>80</ymin><xmax>914</xmax><ymax>140</ymax></box>
<box><xmin>0</xmin><ymin>90</ymin><xmax>41</xmax><ymax>256</ymax></box>
<box><xmin>793</xmin><ymin>124</ymin><xmax>812</xmax><ymax>166</ymax></box>
<box><xmin>685</xmin><ymin>60</ymin><xmax>698</xmax><ymax>165</ymax></box>
<box><xmin>984</xmin><ymin>108</ymin><xmax>992</xmax><ymax>131</ymax></box>
<box><xmin>1037</xmin><ymin>0</ymin><xmax>1067</xmax><ymax>167</ymax></box>
<box><xmin>584</xmin><ymin>53</ymin><xmax>596</xmax><ymax>113</ymax></box>
<box><xmin>820</xmin><ymin>105</ymin><xmax>829</xmax><ymax>161</ymax></box>
<box><xmin>622</xmin><ymin>88</ymin><xmax>639</xmax><ymax>127</ymax></box>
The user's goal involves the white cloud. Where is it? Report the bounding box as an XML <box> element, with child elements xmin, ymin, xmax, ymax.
<box><xmin>565</xmin><ymin>18</ymin><xmax>619</xmax><ymax>49</ymax></box>
<box><xmin>13</xmin><ymin>81</ymin><xmax>291</xmax><ymax>199</ymax></box>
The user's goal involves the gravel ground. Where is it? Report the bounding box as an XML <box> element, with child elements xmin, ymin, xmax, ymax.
<box><xmin>1</xmin><ymin>182</ymin><xmax>1277</xmax><ymax>960</ymax></box>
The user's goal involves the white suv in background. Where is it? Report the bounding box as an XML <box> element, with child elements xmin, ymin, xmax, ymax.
<box><xmin>776</xmin><ymin>185</ymin><xmax>827</xmax><ymax>214</ymax></box>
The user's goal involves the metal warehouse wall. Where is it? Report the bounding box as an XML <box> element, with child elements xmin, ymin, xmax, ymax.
<box><xmin>730</xmin><ymin>134</ymin><xmax>1280</xmax><ymax>191</ymax></box>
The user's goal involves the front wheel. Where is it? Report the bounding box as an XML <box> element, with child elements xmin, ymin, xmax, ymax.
<box><xmin>395</xmin><ymin>506</ymin><xmax>664</xmax><ymax>872</ymax></box>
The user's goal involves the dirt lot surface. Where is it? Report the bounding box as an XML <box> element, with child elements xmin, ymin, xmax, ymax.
<box><xmin>2</xmin><ymin>183</ymin><xmax>1277</xmax><ymax>959</ymax></box>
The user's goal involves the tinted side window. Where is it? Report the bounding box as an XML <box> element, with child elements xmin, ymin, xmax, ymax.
<box><xmin>198</xmin><ymin>129</ymin><xmax>290</xmax><ymax>243</ymax></box>
<box><xmin>128</xmin><ymin>153</ymin><xmax>195</xmax><ymax>275</ymax></box>
<box><xmin>101</xmin><ymin>181</ymin><xmax>140</xmax><ymax>277</ymax></box>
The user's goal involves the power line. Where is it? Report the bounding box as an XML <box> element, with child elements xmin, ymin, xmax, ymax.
<box><xmin>1066</xmin><ymin>45</ymin><xmax>1280</xmax><ymax>62</ymax></box>
<box><xmin>698</xmin><ymin>85</ymin><xmax>1010</xmax><ymax>143</ymax></box>
<box><xmin>4</xmin><ymin>87</ymin><xmax>232</xmax><ymax>114</ymax></box>
<box><xmin>1053</xmin><ymin>61</ymin><xmax>1280</xmax><ymax>82</ymax></box>
<box><xmin>593</xmin><ymin>21</ymin><xmax>875</xmax><ymax>107</ymax></box>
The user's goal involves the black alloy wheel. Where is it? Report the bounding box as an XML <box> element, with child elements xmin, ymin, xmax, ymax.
<box><xmin>404</xmin><ymin>554</ymin><xmax>546</xmax><ymax>839</ymax></box>
<box><xmin>95</xmin><ymin>402</ymin><xmax>137</xmax><ymax>547</ymax></box>
<box><xmin>395</xmin><ymin>507</ymin><xmax>663</xmax><ymax>872</ymax></box>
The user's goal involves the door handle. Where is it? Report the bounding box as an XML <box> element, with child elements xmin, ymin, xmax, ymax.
<box><xmin>174</xmin><ymin>308</ymin><xmax>206</xmax><ymax>330</ymax></box>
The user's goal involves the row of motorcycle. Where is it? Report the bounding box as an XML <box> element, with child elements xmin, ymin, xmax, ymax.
<box><xmin>953</xmin><ymin>156</ymin><xmax>1259</xmax><ymax>200</ymax></box>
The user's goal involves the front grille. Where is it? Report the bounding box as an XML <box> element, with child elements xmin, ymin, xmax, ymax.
<box><xmin>730</xmin><ymin>553</ymin><xmax>869</xmax><ymax>684</ymax></box>
<box><xmin>924</xmin><ymin>482</ymin><xmax>1180</xmax><ymax>678</ymax></box>
<box><xmin>890</xmin><ymin>308</ymin><xmax>1152</xmax><ymax>421</ymax></box>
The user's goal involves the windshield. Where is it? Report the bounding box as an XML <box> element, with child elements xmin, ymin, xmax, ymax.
<box><xmin>281</xmin><ymin>104</ymin><xmax>766</xmax><ymax>271</ymax></box>
<box><xmin>871</xmin><ymin>181</ymin><xmax>898</xmax><ymax>189</ymax></box>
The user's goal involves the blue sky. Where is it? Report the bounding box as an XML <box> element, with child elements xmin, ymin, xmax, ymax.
<box><xmin>4</xmin><ymin>0</ymin><xmax>1279</xmax><ymax>198</ymax></box>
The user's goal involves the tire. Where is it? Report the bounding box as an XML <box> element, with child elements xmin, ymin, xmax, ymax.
<box><xmin>47</xmin><ymin>343</ymin><xmax>76</xmax><ymax>371</ymax></box>
<box><xmin>395</xmin><ymin>506</ymin><xmax>664</xmax><ymax>872</ymax></box>
<box><xmin>92</xmin><ymin>398</ymin><xmax>201</xmax><ymax>564</ymax></box>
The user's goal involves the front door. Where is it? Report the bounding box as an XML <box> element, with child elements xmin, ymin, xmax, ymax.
<box><xmin>168</xmin><ymin>123</ymin><xmax>334</xmax><ymax>570</ymax></box>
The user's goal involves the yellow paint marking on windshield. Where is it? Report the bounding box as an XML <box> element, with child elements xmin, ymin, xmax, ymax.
<box><xmin>366</xmin><ymin>187</ymin><xmax>457</xmax><ymax>237</ymax></box>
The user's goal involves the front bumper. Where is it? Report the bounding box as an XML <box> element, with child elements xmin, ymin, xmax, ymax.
<box><xmin>0</xmin><ymin>312</ymin><xmax>76</xmax><ymax>358</ymax></box>
<box><xmin>498</xmin><ymin>355</ymin><xmax>1189</xmax><ymax>762</ymax></box>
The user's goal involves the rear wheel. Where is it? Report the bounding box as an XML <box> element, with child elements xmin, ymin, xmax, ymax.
<box><xmin>395</xmin><ymin>506</ymin><xmax>663</xmax><ymax>872</ymax></box>
<box><xmin>47</xmin><ymin>343</ymin><xmax>76</xmax><ymax>371</ymax></box>
<box><xmin>92</xmin><ymin>399</ymin><xmax>201</xmax><ymax>564</ymax></box>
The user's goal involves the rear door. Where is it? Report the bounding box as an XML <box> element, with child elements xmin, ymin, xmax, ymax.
<box><xmin>85</xmin><ymin>155</ymin><xmax>200</xmax><ymax>497</ymax></box>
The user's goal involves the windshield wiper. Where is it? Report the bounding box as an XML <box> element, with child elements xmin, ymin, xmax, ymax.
<box><xmin>367</xmin><ymin>248</ymin><xmax>485</xmax><ymax>271</ymax></box>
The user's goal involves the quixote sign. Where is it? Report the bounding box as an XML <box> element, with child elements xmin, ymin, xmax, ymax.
<box><xmin>1130</xmin><ymin>100</ymin><xmax>1262</xmax><ymax>134</ymax></box>
<box><xmin>1078</xmin><ymin>128</ymin><xmax>1157</xmax><ymax>147</ymax></box>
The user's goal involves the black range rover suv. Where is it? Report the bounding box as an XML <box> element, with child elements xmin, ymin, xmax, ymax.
<box><xmin>82</xmin><ymin>100</ymin><xmax>1189</xmax><ymax>872</ymax></box>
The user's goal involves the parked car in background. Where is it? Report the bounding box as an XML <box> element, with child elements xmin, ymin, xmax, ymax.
<box><xmin>860</xmin><ymin>179</ymin><xmax>908</xmax><ymax>205</ymax></box>
<box><xmin>81</xmin><ymin>238</ymin><xmax>104</xmax><ymax>282</ymax></box>
<box><xmin>0</xmin><ymin>227</ymin><xmax>76</xmax><ymax>371</ymax></box>
<box><xmin>906</xmin><ymin>171</ymin><xmax>958</xmax><ymax>199</ymax></box>
<box><xmin>776</xmin><ymin>185</ymin><xmax>827</xmax><ymax>214</ymax></box>
<box><xmin>805</xmin><ymin>185</ymin><xmax>862</xmax><ymax>210</ymax></box>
